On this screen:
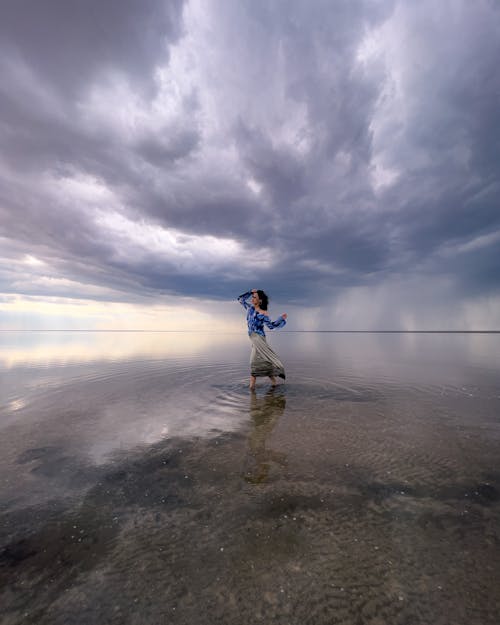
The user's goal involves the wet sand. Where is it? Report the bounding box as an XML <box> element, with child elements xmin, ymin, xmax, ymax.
<box><xmin>1</xmin><ymin>332</ymin><xmax>500</xmax><ymax>624</ymax></box>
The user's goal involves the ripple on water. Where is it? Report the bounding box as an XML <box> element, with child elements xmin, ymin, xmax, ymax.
<box><xmin>1</xmin><ymin>361</ymin><xmax>260</xmax><ymax>470</ymax></box>
<box><xmin>2</xmin><ymin>345</ymin><xmax>500</xmax><ymax>625</ymax></box>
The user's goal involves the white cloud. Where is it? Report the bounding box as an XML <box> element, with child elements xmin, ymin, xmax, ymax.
<box><xmin>93</xmin><ymin>209</ymin><xmax>273</xmax><ymax>274</ymax></box>
<box><xmin>438</xmin><ymin>229</ymin><xmax>500</xmax><ymax>257</ymax></box>
<box><xmin>23</xmin><ymin>255</ymin><xmax>46</xmax><ymax>267</ymax></box>
<box><xmin>246</xmin><ymin>178</ymin><xmax>263</xmax><ymax>196</ymax></box>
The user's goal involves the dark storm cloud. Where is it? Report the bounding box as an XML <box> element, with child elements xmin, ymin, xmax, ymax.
<box><xmin>136</xmin><ymin>128</ymin><xmax>200</xmax><ymax>167</ymax></box>
<box><xmin>0</xmin><ymin>0</ymin><xmax>185</xmax><ymax>97</ymax></box>
<box><xmin>1</xmin><ymin>0</ymin><xmax>499</xmax><ymax>317</ymax></box>
<box><xmin>234</xmin><ymin>120</ymin><xmax>307</xmax><ymax>208</ymax></box>
<box><xmin>0</xmin><ymin>0</ymin><xmax>192</xmax><ymax>187</ymax></box>
<box><xmin>0</xmin><ymin>0</ymin><xmax>191</xmax><ymax>270</ymax></box>
<box><xmin>370</xmin><ymin>2</ymin><xmax>500</xmax><ymax>296</ymax></box>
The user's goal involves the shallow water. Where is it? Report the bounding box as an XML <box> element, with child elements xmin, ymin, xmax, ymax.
<box><xmin>1</xmin><ymin>331</ymin><xmax>500</xmax><ymax>624</ymax></box>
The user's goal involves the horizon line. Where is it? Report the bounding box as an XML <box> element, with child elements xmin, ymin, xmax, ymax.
<box><xmin>1</xmin><ymin>329</ymin><xmax>500</xmax><ymax>334</ymax></box>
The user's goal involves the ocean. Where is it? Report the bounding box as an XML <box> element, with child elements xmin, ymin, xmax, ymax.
<box><xmin>1</xmin><ymin>331</ymin><xmax>499</xmax><ymax>624</ymax></box>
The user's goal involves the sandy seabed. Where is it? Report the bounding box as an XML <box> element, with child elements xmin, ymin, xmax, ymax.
<box><xmin>2</xmin><ymin>382</ymin><xmax>500</xmax><ymax>625</ymax></box>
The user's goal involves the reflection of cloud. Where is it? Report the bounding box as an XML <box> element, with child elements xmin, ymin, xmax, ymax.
<box><xmin>244</xmin><ymin>388</ymin><xmax>287</xmax><ymax>484</ymax></box>
<box><xmin>8</xmin><ymin>399</ymin><xmax>26</xmax><ymax>412</ymax></box>
<box><xmin>0</xmin><ymin>329</ymin><xmax>243</xmax><ymax>367</ymax></box>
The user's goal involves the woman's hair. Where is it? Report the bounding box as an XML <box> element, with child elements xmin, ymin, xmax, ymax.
<box><xmin>257</xmin><ymin>289</ymin><xmax>269</xmax><ymax>311</ymax></box>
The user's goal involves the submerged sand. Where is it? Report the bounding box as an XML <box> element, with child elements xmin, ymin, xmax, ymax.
<box><xmin>2</xmin><ymin>385</ymin><xmax>500</xmax><ymax>624</ymax></box>
<box><xmin>1</xmin><ymin>332</ymin><xmax>500</xmax><ymax>624</ymax></box>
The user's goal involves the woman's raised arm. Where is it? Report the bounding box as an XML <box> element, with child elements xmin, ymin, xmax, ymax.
<box><xmin>237</xmin><ymin>291</ymin><xmax>252</xmax><ymax>310</ymax></box>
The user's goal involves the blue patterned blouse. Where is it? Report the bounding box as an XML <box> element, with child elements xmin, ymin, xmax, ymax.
<box><xmin>238</xmin><ymin>291</ymin><xmax>286</xmax><ymax>337</ymax></box>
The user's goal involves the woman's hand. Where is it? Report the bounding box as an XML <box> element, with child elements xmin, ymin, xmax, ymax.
<box><xmin>282</xmin><ymin>313</ymin><xmax>287</xmax><ymax>319</ymax></box>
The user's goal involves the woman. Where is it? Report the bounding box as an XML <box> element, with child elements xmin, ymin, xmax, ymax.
<box><xmin>237</xmin><ymin>289</ymin><xmax>288</xmax><ymax>390</ymax></box>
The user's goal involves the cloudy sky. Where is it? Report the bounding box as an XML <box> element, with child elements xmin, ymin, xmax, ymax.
<box><xmin>1</xmin><ymin>0</ymin><xmax>499</xmax><ymax>331</ymax></box>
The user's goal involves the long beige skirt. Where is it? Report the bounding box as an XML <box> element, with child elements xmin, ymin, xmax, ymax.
<box><xmin>249</xmin><ymin>332</ymin><xmax>286</xmax><ymax>379</ymax></box>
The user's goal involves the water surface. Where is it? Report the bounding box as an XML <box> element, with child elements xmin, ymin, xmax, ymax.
<box><xmin>1</xmin><ymin>331</ymin><xmax>500</xmax><ymax>624</ymax></box>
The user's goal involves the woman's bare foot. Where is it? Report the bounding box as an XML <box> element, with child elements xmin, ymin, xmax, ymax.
<box><xmin>249</xmin><ymin>376</ymin><xmax>256</xmax><ymax>390</ymax></box>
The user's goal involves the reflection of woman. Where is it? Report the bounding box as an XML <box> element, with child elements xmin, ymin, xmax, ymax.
<box><xmin>237</xmin><ymin>289</ymin><xmax>287</xmax><ymax>390</ymax></box>
<box><xmin>244</xmin><ymin>388</ymin><xmax>287</xmax><ymax>484</ymax></box>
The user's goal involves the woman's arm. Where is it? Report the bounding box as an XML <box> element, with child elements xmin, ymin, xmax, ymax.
<box><xmin>237</xmin><ymin>291</ymin><xmax>252</xmax><ymax>310</ymax></box>
<box><xmin>264</xmin><ymin>314</ymin><xmax>287</xmax><ymax>330</ymax></box>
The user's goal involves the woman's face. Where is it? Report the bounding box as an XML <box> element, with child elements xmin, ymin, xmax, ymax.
<box><xmin>251</xmin><ymin>292</ymin><xmax>260</xmax><ymax>307</ymax></box>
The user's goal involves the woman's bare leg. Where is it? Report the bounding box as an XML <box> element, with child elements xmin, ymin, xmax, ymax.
<box><xmin>269</xmin><ymin>375</ymin><xmax>277</xmax><ymax>387</ymax></box>
<box><xmin>249</xmin><ymin>375</ymin><xmax>256</xmax><ymax>390</ymax></box>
